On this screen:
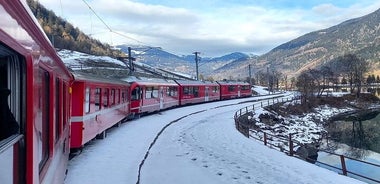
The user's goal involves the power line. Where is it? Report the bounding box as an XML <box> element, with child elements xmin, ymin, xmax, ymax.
<box><xmin>81</xmin><ymin>0</ymin><xmax>112</xmax><ymax>31</ymax></box>
<box><xmin>80</xmin><ymin>0</ymin><xmax>145</xmax><ymax>45</ymax></box>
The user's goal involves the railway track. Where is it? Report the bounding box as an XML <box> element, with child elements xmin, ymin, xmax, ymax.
<box><xmin>135</xmin><ymin>93</ymin><xmax>289</xmax><ymax>184</ymax></box>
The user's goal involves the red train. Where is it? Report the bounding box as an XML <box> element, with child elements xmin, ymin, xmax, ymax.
<box><xmin>0</xmin><ymin>1</ymin><xmax>72</xmax><ymax>183</ymax></box>
<box><xmin>217</xmin><ymin>81</ymin><xmax>253</xmax><ymax>100</ymax></box>
<box><xmin>0</xmin><ymin>1</ymin><xmax>252</xmax><ymax>183</ymax></box>
<box><xmin>128</xmin><ymin>78</ymin><xmax>179</xmax><ymax>115</ymax></box>
<box><xmin>70</xmin><ymin>72</ymin><xmax>130</xmax><ymax>149</ymax></box>
<box><xmin>176</xmin><ymin>80</ymin><xmax>220</xmax><ymax>105</ymax></box>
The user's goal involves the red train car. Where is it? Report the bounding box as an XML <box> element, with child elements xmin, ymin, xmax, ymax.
<box><xmin>70</xmin><ymin>72</ymin><xmax>130</xmax><ymax>149</ymax></box>
<box><xmin>176</xmin><ymin>80</ymin><xmax>220</xmax><ymax>105</ymax></box>
<box><xmin>217</xmin><ymin>81</ymin><xmax>252</xmax><ymax>100</ymax></box>
<box><xmin>0</xmin><ymin>1</ymin><xmax>73</xmax><ymax>183</ymax></box>
<box><xmin>127</xmin><ymin>78</ymin><xmax>179</xmax><ymax>115</ymax></box>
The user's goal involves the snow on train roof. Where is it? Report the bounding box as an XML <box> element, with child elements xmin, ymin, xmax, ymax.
<box><xmin>122</xmin><ymin>76</ymin><xmax>177</xmax><ymax>85</ymax></box>
<box><xmin>175</xmin><ymin>80</ymin><xmax>219</xmax><ymax>86</ymax></box>
<box><xmin>216</xmin><ymin>80</ymin><xmax>250</xmax><ymax>85</ymax></box>
<box><xmin>72</xmin><ymin>71</ymin><xmax>129</xmax><ymax>86</ymax></box>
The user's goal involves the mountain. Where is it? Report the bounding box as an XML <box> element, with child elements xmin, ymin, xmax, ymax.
<box><xmin>116</xmin><ymin>45</ymin><xmax>195</xmax><ymax>76</ymax></box>
<box><xmin>246</xmin><ymin>8</ymin><xmax>380</xmax><ymax>80</ymax></box>
<box><xmin>116</xmin><ymin>44</ymin><xmax>251</xmax><ymax>80</ymax></box>
<box><xmin>262</xmin><ymin>8</ymin><xmax>380</xmax><ymax>76</ymax></box>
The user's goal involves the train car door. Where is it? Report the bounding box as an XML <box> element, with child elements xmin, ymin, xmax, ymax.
<box><xmin>238</xmin><ymin>85</ymin><xmax>241</xmax><ymax>97</ymax></box>
<box><xmin>159</xmin><ymin>86</ymin><xmax>164</xmax><ymax>109</ymax></box>
<box><xmin>0</xmin><ymin>48</ymin><xmax>24</xmax><ymax>184</ymax></box>
<box><xmin>205</xmin><ymin>87</ymin><xmax>209</xmax><ymax>102</ymax></box>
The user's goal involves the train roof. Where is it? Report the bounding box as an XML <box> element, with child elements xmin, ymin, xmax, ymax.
<box><xmin>216</xmin><ymin>81</ymin><xmax>250</xmax><ymax>85</ymax></box>
<box><xmin>175</xmin><ymin>80</ymin><xmax>219</xmax><ymax>86</ymax></box>
<box><xmin>123</xmin><ymin>76</ymin><xmax>178</xmax><ymax>86</ymax></box>
<box><xmin>72</xmin><ymin>71</ymin><xmax>129</xmax><ymax>86</ymax></box>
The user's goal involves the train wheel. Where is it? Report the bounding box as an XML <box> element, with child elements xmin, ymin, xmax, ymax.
<box><xmin>96</xmin><ymin>131</ymin><xmax>107</xmax><ymax>139</ymax></box>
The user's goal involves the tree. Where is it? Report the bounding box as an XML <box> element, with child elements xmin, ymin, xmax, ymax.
<box><xmin>341</xmin><ymin>77</ymin><xmax>347</xmax><ymax>85</ymax></box>
<box><xmin>308</xmin><ymin>66</ymin><xmax>334</xmax><ymax>97</ymax></box>
<box><xmin>335</xmin><ymin>54</ymin><xmax>369</xmax><ymax>98</ymax></box>
<box><xmin>367</xmin><ymin>74</ymin><xmax>376</xmax><ymax>84</ymax></box>
<box><xmin>296</xmin><ymin>72</ymin><xmax>315</xmax><ymax>105</ymax></box>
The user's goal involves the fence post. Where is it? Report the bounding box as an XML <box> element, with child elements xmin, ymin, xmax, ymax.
<box><xmin>340</xmin><ymin>155</ymin><xmax>347</xmax><ymax>176</ymax></box>
<box><xmin>289</xmin><ymin>133</ymin><xmax>294</xmax><ymax>156</ymax></box>
<box><xmin>261</xmin><ymin>101</ymin><xmax>263</xmax><ymax>107</ymax></box>
<box><xmin>244</xmin><ymin>125</ymin><xmax>249</xmax><ymax>138</ymax></box>
<box><xmin>264</xmin><ymin>133</ymin><xmax>267</xmax><ymax>146</ymax></box>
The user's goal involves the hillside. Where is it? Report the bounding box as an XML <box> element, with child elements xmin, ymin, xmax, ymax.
<box><xmin>27</xmin><ymin>0</ymin><xmax>123</xmax><ymax>58</ymax></box>
<box><xmin>211</xmin><ymin>8</ymin><xmax>380</xmax><ymax>80</ymax></box>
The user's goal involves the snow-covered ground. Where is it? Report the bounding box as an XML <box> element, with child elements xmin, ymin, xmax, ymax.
<box><xmin>65</xmin><ymin>88</ymin><xmax>364</xmax><ymax>184</ymax></box>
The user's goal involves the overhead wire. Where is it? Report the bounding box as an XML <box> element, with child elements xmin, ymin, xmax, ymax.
<box><xmin>80</xmin><ymin>0</ymin><xmax>146</xmax><ymax>45</ymax></box>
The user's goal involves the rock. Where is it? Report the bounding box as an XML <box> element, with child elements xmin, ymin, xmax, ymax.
<box><xmin>296</xmin><ymin>143</ymin><xmax>319</xmax><ymax>164</ymax></box>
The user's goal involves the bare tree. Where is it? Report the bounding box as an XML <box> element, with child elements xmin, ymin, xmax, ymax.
<box><xmin>335</xmin><ymin>54</ymin><xmax>369</xmax><ymax>98</ymax></box>
<box><xmin>296</xmin><ymin>72</ymin><xmax>316</xmax><ymax>105</ymax></box>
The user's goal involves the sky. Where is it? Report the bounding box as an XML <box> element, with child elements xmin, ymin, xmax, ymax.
<box><xmin>64</xmin><ymin>88</ymin><xmax>372</xmax><ymax>184</ymax></box>
<box><xmin>38</xmin><ymin>0</ymin><xmax>380</xmax><ymax>57</ymax></box>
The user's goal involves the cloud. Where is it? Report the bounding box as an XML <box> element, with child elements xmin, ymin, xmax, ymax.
<box><xmin>38</xmin><ymin>0</ymin><xmax>380</xmax><ymax>56</ymax></box>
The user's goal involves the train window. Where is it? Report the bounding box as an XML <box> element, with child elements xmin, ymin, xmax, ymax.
<box><xmin>110</xmin><ymin>89</ymin><xmax>115</xmax><ymax>106</ymax></box>
<box><xmin>131</xmin><ymin>87</ymin><xmax>140</xmax><ymax>100</ymax></box>
<box><xmin>103</xmin><ymin>88</ymin><xmax>109</xmax><ymax>107</ymax></box>
<box><xmin>145</xmin><ymin>87</ymin><xmax>153</xmax><ymax>99</ymax></box>
<box><xmin>213</xmin><ymin>86</ymin><xmax>219</xmax><ymax>93</ymax></box>
<box><xmin>152</xmin><ymin>87</ymin><xmax>158</xmax><ymax>98</ymax></box>
<box><xmin>38</xmin><ymin>68</ymin><xmax>50</xmax><ymax>172</ymax></box>
<box><xmin>228</xmin><ymin>85</ymin><xmax>235</xmax><ymax>92</ymax></box>
<box><xmin>116</xmin><ymin>89</ymin><xmax>120</xmax><ymax>104</ymax></box>
<box><xmin>85</xmin><ymin>87</ymin><xmax>90</xmax><ymax>113</ymax></box>
<box><xmin>193</xmin><ymin>87</ymin><xmax>199</xmax><ymax>97</ymax></box>
<box><xmin>0</xmin><ymin>52</ymin><xmax>23</xmax><ymax>142</ymax></box>
<box><xmin>241</xmin><ymin>85</ymin><xmax>250</xmax><ymax>90</ymax></box>
<box><xmin>55</xmin><ymin>79</ymin><xmax>61</xmax><ymax>142</ymax></box>
<box><xmin>184</xmin><ymin>86</ymin><xmax>192</xmax><ymax>95</ymax></box>
<box><xmin>95</xmin><ymin>88</ymin><xmax>101</xmax><ymax>110</ymax></box>
<box><xmin>173</xmin><ymin>87</ymin><xmax>178</xmax><ymax>97</ymax></box>
<box><xmin>121</xmin><ymin>90</ymin><xmax>125</xmax><ymax>102</ymax></box>
<box><xmin>62</xmin><ymin>83</ymin><xmax>68</xmax><ymax>128</ymax></box>
<box><xmin>183</xmin><ymin>87</ymin><xmax>188</xmax><ymax>95</ymax></box>
<box><xmin>165</xmin><ymin>87</ymin><xmax>169</xmax><ymax>96</ymax></box>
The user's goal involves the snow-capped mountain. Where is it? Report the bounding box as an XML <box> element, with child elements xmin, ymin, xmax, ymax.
<box><xmin>116</xmin><ymin>44</ymin><xmax>253</xmax><ymax>80</ymax></box>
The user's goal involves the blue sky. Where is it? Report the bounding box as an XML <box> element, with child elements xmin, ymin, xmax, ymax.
<box><xmin>39</xmin><ymin>0</ymin><xmax>380</xmax><ymax>57</ymax></box>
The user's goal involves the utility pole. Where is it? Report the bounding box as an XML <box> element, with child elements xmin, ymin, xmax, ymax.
<box><xmin>267</xmin><ymin>65</ymin><xmax>270</xmax><ymax>94</ymax></box>
<box><xmin>193</xmin><ymin>52</ymin><xmax>200</xmax><ymax>80</ymax></box>
<box><xmin>128</xmin><ymin>47</ymin><xmax>132</xmax><ymax>72</ymax></box>
<box><xmin>248</xmin><ymin>64</ymin><xmax>252</xmax><ymax>86</ymax></box>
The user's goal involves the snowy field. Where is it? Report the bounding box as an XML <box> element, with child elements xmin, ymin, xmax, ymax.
<box><xmin>65</xmin><ymin>88</ymin><xmax>364</xmax><ymax>184</ymax></box>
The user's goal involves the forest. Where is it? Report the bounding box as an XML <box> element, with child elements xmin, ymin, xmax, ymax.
<box><xmin>27</xmin><ymin>0</ymin><xmax>124</xmax><ymax>58</ymax></box>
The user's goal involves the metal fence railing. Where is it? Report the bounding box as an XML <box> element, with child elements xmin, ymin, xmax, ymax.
<box><xmin>234</xmin><ymin>96</ymin><xmax>380</xmax><ymax>183</ymax></box>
